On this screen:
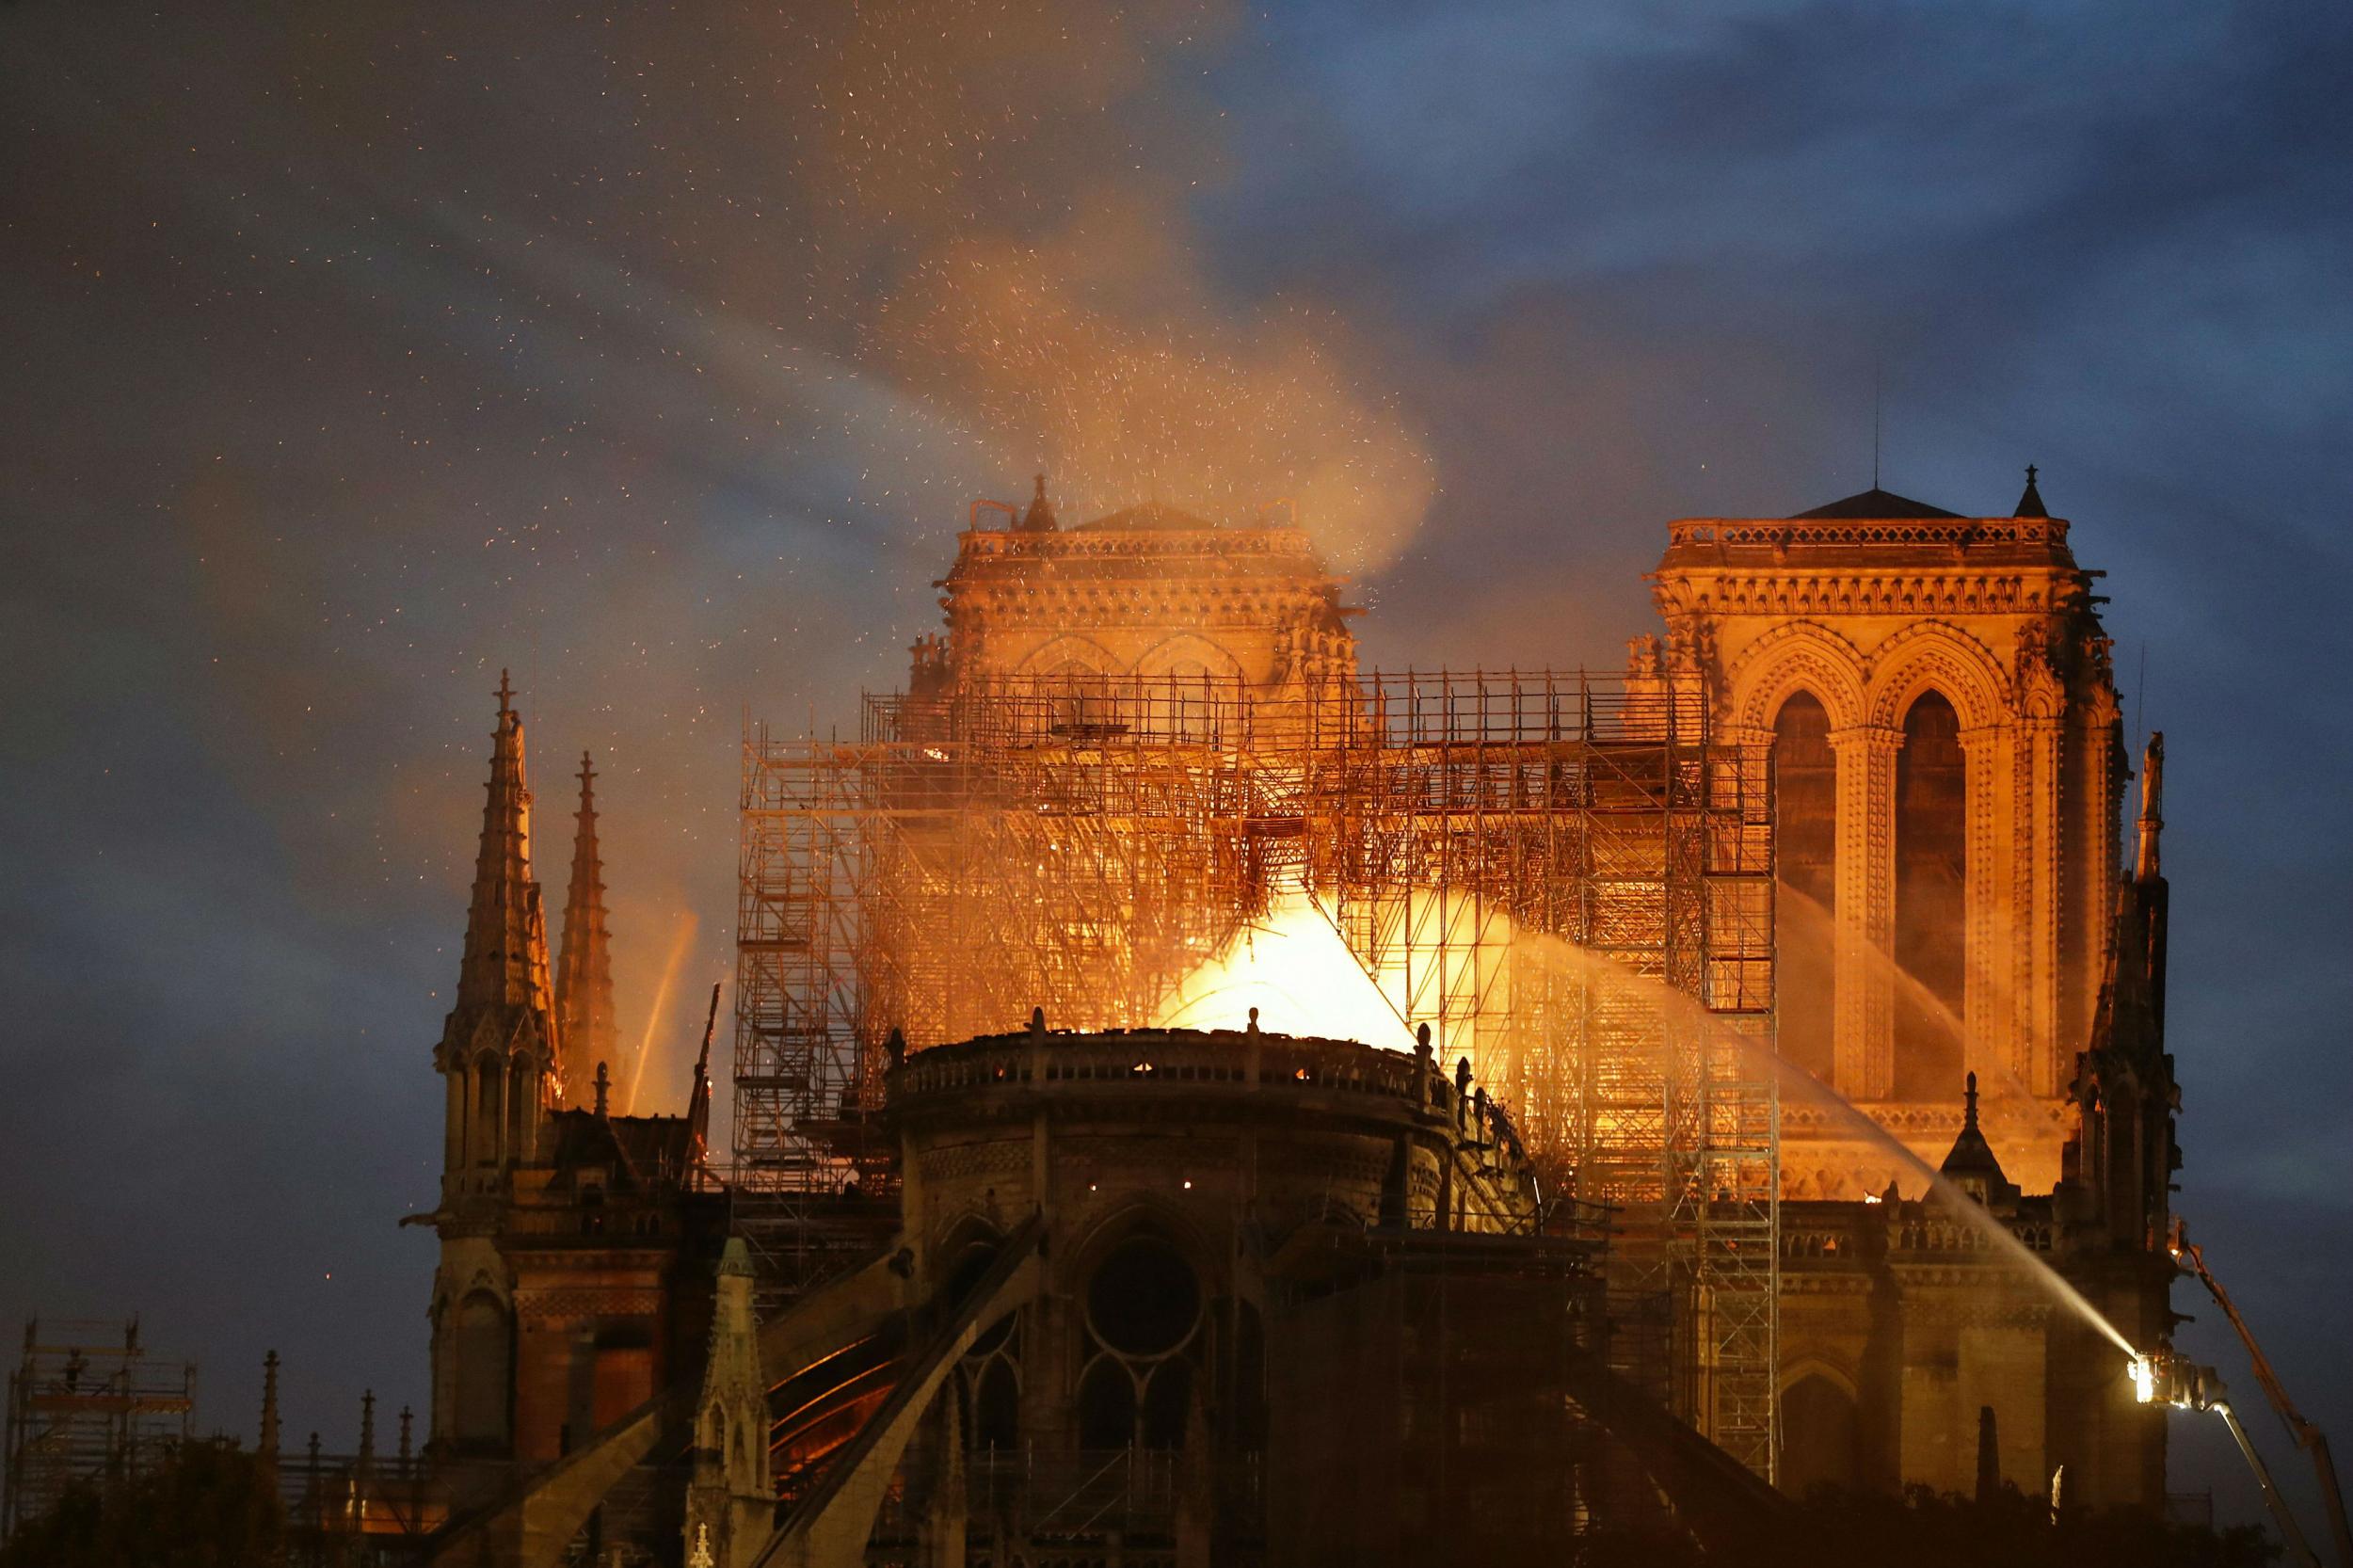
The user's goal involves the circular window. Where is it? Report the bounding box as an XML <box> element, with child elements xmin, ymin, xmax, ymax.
<box><xmin>1085</xmin><ymin>1238</ymin><xmax>1199</xmax><ymax>1358</ymax></box>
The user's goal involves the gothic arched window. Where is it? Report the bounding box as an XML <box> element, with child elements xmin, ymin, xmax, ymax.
<box><xmin>1075</xmin><ymin>1235</ymin><xmax>1202</xmax><ymax>1450</ymax></box>
<box><xmin>1779</xmin><ymin>1372</ymin><xmax>1861</xmax><ymax>1496</ymax></box>
<box><xmin>474</xmin><ymin>1056</ymin><xmax>503</xmax><ymax>1166</ymax></box>
<box><xmin>973</xmin><ymin>1357</ymin><xmax>1019</xmax><ymax>1450</ymax></box>
<box><xmin>1894</xmin><ymin>692</ymin><xmax>1966</xmax><ymax>1098</ymax></box>
<box><xmin>1772</xmin><ymin>692</ymin><xmax>1837</xmax><ymax>1083</ymax></box>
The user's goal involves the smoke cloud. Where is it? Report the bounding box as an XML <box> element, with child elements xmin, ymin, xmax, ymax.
<box><xmin>777</xmin><ymin>0</ymin><xmax>1434</xmax><ymax>564</ymax></box>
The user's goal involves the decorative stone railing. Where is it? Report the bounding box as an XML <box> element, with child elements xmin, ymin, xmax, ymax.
<box><xmin>951</xmin><ymin>527</ymin><xmax>1321</xmax><ymax>561</ymax></box>
<box><xmin>1664</xmin><ymin>517</ymin><xmax>2070</xmax><ymax>551</ymax></box>
<box><xmin>888</xmin><ymin>1027</ymin><xmax>1435</xmax><ymax>1118</ymax></box>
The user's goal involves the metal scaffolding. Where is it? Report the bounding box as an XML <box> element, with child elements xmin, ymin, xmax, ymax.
<box><xmin>734</xmin><ymin>669</ymin><xmax>1779</xmax><ymax>1474</ymax></box>
<box><xmin>3</xmin><ymin>1319</ymin><xmax>195</xmax><ymax>1538</ymax></box>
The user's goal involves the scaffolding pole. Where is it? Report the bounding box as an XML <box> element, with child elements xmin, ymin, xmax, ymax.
<box><xmin>3</xmin><ymin>1319</ymin><xmax>195</xmax><ymax>1538</ymax></box>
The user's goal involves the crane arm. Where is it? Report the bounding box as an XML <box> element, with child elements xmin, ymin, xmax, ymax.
<box><xmin>2175</xmin><ymin>1224</ymin><xmax>2353</xmax><ymax>1568</ymax></box>
<box><xmin>2214</xmin><ymin>1400</ymin><xmax>2322</xmax><ymax>1568</ymax></box>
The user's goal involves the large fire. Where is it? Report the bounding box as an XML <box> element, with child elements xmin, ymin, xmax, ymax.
<box><xmin>1152</xmin><ymin>891</ymin><xmax>1417</xmax><ymax>1051</ymax></box>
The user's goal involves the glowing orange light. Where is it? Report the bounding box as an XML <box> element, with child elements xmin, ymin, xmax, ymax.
<box><xmin>1154</xmin><ymin>891</ymin><xmax>1413</xmax><ymax>1049</ymax></box>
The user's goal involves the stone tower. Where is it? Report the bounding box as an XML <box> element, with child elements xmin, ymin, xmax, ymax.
<box><xmin>427</xmin><ymin>673</ymin><xmax>564</xmax><ymax>1456</ymax></box>
<box><xmin>922</xmin><ymin>475</ymin><xmax>1358</xmax><ymax>696</ymax></box>
<box><xmin>1644</xmin><ymin>471</ymin><xmax>2123</xmax><ymax>1193</ymax></box>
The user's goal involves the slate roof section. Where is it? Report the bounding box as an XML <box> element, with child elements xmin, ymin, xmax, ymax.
<box><xmin>1788</xmin><ymin>487</ymin><xmax>1962</xmax><ymax>520</ymax></box>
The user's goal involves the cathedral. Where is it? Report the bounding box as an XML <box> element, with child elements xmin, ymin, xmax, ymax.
<box><xmin>394</xmin><ymin>473</ymin><xmax>2180</xmax><ymax>1566</ymax></box>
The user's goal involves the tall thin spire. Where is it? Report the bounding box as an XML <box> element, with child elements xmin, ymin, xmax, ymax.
<box><xmin>556</xmin><ymin>749</ymin><xmax>617</xmax><ymax>1098</ymax></box>
<box><xmin>258</xmin><ymin>1351</ymin><xmax>280</xmax><ymax>1471</ymax></box>
<box><xmin>456</xmin><ymin>671</ymin><xmax>555</xmax><ymax>1020</ymax></box>
<box><xmin>687</xmin><ymin>982</ymin><xmax>720</xmax><ymax>1168</ymax></box>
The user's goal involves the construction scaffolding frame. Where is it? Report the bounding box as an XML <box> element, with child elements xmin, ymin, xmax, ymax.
<box><xmin>734</xmin><ymin>670</ymin><xmax>1779</xmax><ymax>1475</ymax></box>
<box><xmin>3</xmin><ymin>1319</ymin><xmax>195</xmax><ymax>1539</ymax></box>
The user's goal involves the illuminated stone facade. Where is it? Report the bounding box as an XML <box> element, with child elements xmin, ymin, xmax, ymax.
<box><xmin>1645</xmin><ymin>475</ymin><xmax>2124</xmax><ymax>1194</ymax></box>
<box><xmin>400</xmin><ymin>474</ymin><xmax>2179</xmax><ymax>1562</ymax></box>
<box><xmin>920</xmin><ymin>477</ymin><xmax>1357</xmax><ymax>696</ymax></box>
<box><xmin>1642</xmin><ymin>478</ymin><xmax>2172</xmax><ymax>1511</ymax></box>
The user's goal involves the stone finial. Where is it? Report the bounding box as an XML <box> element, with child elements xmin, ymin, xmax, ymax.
<box><xmin>1963</xmin><ymin>1070</ymin><xmax>1979</xmax><ymax>1132</ymax></box>
<box><xmin>593</xmin><ymin>1059</ymin><xmax>611</xmax><ymax>1119</ymax></box>
<box><xmin>1030</xmin><ymin>1005</ymin><xmax>1047</xmax><ymax>1037</ymax></box>
<box><xmin>2136</xmin><ymin>731</ymin><xmax>2165</xmax><ymax>882</ymax></box>
<box><xmin>1246</xmin><ymin>1005</ymin><xmax>1260</xmax><ymax>1035</ymax></box>
<box><xmin>2014</xmin><ymin>463</ymin><xmax>2048</xmax><ymax>518</ymax></box>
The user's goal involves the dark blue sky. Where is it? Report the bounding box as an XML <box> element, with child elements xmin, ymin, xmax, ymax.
<box><xmin>2</xmin><ymin>0</ymin><xmax>2346</xmax><ymax>1530</ymax></box>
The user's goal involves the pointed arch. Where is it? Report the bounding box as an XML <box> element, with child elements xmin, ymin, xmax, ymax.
<box><xmin>1864</xmin><ymin>622</ymin><xmax>2008</xmax><ymax>730</ymax></box>
<box><xmin>1011</xmin><ymin>633</ymin><xmax>1123</xmax><ymax>680</ymax></box>
<box><xmin>1131</xmin><ymin>632</ymin><xmax>1244</xmax><ymax>682</ymax></box>
<box><xmin>1776</xmin><ymin>1354</ymin><xmax>1858</xmax><ymax>1399</ymax></box>
<box><xmin>1061</xmin><ymin>1195</ymin><xmax>1220</xmax><ymax>1300</ymax></box>
<box><xmin>1724</xmin><ymin>621</ymin><xmax>1867</xmax><ymax>732</ymax></box>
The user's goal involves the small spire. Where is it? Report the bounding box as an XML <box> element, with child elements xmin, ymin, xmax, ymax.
<box><xmin>2136</xmin><ymin>731</ymin><xmax>2165</xmax><ymax>882</ymax></box>
<box><xmin>555</xmin><ymin>750</ymin><xmax>618</xmax><ymax>1103</ymax></box>
<box><xmin>358</xmin><ymin>1389</ymin><xmax>376</xmax><ymax>1472</ymax></box>
<box><xmin>1019</xmin><ymin>473</ymin><xmax>1058</xmax><ymax>532</ymax></box>
<box><xmin>258</xmin><ymin>1351</ymin><xmax>280</xmax><ymax>1468</ymax></box>
<box><xmin>1963</xmin><ymin>1070</ymin><xmax>1980</xmax><ymax>1132</ymax></box>
<box><xmin>2014</xmin><ymin>463</ymin><xmax>2048</xmax><ymax>518</ymax></box>
<box><xmin>689</xmin><ymin>984</ymin><xmax>722</xmax><ymax>1164</ymax></box>
<box><xmin>397</xmin><ymin>1406</ymin><xmax>413</xmax><ymax>1475</ymax></box>
<box><xmin>593</xmin><ymin>1060</ymin><xmax>611</xmax><ymax>1119</ymax></box>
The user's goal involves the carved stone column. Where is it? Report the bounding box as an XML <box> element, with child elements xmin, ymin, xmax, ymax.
<box><xmin>1957</xmin><ymin>724</ymin><xmax>2011</xmax><ymax>1091</ymax></box>
<box><xmin>2016</xmin><ymin>713</ymin><xmax>2064</xmax><ymax>1096</ymax></box>
<box><xmin>1830</xmin><ymin>725</ymin><xmax>1901</xmax><ymax>1099</ymax></box>
<box><xmin>2070</xmin><ymin>689</ymin><xmax>2123</xmax><ymax>1075</ymax></box>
